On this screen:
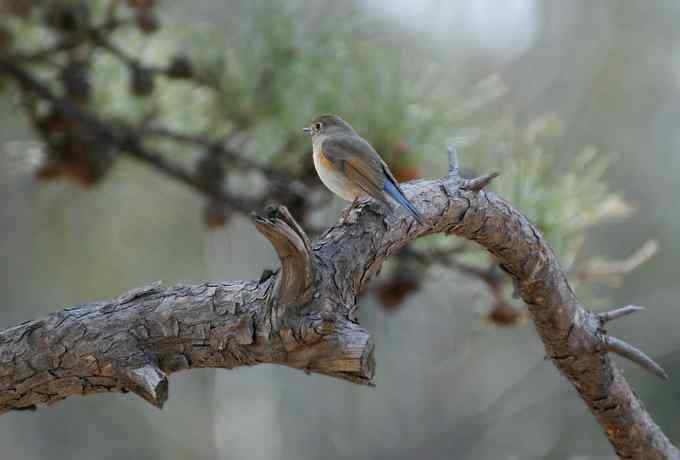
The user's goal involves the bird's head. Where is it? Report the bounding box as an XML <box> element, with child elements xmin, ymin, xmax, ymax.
<box><xmin>303</xmin><ymin>114</ymin><xmax>355</xmax><ymax>138</ymax></box>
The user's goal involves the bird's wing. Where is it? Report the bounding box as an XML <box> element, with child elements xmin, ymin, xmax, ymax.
<box><xmin>321</xmin><ymin>135</ymin><xmax>389</xmax><ymax>206</ymax></box>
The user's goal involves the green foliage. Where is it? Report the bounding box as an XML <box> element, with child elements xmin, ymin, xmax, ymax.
<box><xmin>475</xmin><ymin>114</ymin><xmax>628</xmax><ymax>264</ymax></box>
<box><xmin>181</xmin><ymin>0</ymin><xmax>462</xmax><ymax>172</ymax></box>
<box><xmin>414</xmin><ymin>113</ymin><xmax>630</xmax><ymax>272</ymax></box>
<box><xmin>5</xmin><ymin>0</ymin><xmax>628</xmax><ymax>267</ymax></box>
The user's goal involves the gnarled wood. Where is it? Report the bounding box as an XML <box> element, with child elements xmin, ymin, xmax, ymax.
<box><xmin>253</xmin><ymin>205</ymin><xmax>314</xmax><ymax>325</ymax></box>
<box><xmin>0</xmin><ymin>149</ymin><xmax>675</xmax><ymax>459</ymax></box>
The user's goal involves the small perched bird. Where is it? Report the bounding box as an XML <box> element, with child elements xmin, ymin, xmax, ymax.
<box><xmin>303</xmin><ymin>114</ymin><xmax>425</xmax><ymax>225</ymax></box>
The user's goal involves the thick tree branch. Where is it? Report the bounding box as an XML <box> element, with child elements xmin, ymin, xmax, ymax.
<box><xmin>0</xmin><ymin>135</ymin><xmax>675</xmax><ymax>457</ymax></box>
<box><xmin>0</xmin><ymin>279</ymin><xmax>374</xmax><ymax>413</ymax></box>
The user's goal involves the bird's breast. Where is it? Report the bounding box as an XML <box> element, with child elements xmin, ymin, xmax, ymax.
<box><xmin>312</xmin><ymin>144</ymin><xmax>362</xmax><ymax>202</ymax></box>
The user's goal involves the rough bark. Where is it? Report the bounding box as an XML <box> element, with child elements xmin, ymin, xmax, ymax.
<box><xmin>0</xmin><ymin>153</ymin><xmax>675</xmax><ymax>459</ymax></box>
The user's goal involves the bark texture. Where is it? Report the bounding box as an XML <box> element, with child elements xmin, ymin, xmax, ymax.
<box><xmin>0</xmin><ymin>159</ymin><xmax>675</xmax><ymax>459</ymax></box>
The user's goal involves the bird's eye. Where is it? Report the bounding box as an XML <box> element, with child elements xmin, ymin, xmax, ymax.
<box><xmin>314</xmin><ymin>122</ymin><xmax>322</xmax><ymax>132</ymax></box>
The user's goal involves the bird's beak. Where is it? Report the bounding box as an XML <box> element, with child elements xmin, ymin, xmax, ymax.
<box><xmin>302</xmin><ymin>126</ymin><xmax>312</xmax><ymax>135</ymax></box>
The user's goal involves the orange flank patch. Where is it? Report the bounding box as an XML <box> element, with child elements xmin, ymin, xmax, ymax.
<box><xmin>318</xmin><ymin>150</ymin><xmax>335</xmax><ymax>170</ymax></box>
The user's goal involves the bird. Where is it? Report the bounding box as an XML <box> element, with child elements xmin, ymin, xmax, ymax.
<box><xmin>303</xmin><ymin>114</ymin><xmax>425</xmax><ymax>225</ymax></box>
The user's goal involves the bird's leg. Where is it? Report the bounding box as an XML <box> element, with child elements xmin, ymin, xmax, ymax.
<box><xmin>342</xmin><ymin>196</ymin><xmax>360</xmax><ymax>222</ymax></box>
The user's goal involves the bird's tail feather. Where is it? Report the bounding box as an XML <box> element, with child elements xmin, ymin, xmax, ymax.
<box><xmin>383</xmin><ymin>180</ymin><xmax>426</xmax><ymax>225</ymax></box>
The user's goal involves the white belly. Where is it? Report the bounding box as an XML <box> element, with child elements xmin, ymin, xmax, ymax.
<box><xmin>312</xmin><ymin>146</ymin><xmax>361</xmax><ymax>202</ymax></box>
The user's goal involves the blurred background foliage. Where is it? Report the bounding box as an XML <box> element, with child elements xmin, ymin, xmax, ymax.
<box><xmin>0</xmin><ymin>0</ymin><xmax>679</xmax><ymax>459</ymax></box>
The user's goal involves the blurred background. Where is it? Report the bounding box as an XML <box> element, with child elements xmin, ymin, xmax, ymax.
<box><xmin>1</xmin><ymin>1</ymin><xmax>679</xmax><ymax>459</ymax></box>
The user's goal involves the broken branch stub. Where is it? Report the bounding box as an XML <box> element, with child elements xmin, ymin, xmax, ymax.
<box><xmin>253</xmin><ymin>205</ymin><xmax>314</xmax><ymax>320</ymax></box>
<box><xmin>117</xmin><ymin>362</ymin><xmax>169</xmax><ymax>408</ymax></box>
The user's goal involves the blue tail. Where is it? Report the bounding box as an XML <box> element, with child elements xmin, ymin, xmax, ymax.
<box><xmin>383</xmin><ymin>179</ymin><xmax>426</xmax><ymax>225</ymax></box>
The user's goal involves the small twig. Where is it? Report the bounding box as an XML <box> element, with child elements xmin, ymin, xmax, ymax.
<box><xmin>598</xmin><ymin>305</ymin><xmax>645</xmax><ymax>323</ymax></box>
<box><xmin>447</xmin><ymin>144</ymin><xmax>459</xmax><ymax>175</ymax></box>
<box><xmin>605</xmin><ymin>335</ymin><xmax>669</xmax><ymax>380</ymax></box>
<box><xmin>595</xmin><ymin>304</ymin><xmax>667</xmax><ymax>380</ymax></box>
<box><xmin>461</xmin><ymin>172</ymin><xmax>500</xmax><ymax>192</ymax></box>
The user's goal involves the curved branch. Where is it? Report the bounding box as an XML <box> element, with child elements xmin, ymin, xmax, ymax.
<box><xmin>0</xmin><ymin>148</ymin><xmax>675</xmax><ymax>458</ymax></box>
